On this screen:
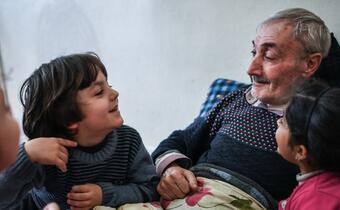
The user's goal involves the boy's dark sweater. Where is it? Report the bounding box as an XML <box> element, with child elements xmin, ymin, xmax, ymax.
<box><xmin>0</xmin><ymin>125</ymin><xmax>159</xmax><ymax>209</ymax></box>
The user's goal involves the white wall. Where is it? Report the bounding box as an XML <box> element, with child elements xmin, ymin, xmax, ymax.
<box><xmin>1</xmin><ymin>0</ymin><xmax>339</xmax><ymax>152</ymax></box>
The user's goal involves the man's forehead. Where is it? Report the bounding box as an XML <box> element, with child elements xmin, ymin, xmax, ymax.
<box><xmin>253</xmin><ymin>23</ymin><xmax>295</xmax><ymax>49</ymax></box>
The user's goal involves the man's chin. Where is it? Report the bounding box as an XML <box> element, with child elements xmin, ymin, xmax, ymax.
<box><xmin>251</xmin><ymin>89</ymin><xmax>271</xmax><ymax>104</ymax></box>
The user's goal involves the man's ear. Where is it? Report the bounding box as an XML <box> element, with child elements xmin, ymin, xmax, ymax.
<box><xmin>295</xmin><ymin>144</ymin><xmax>308</xmax><ymax>161</ymax></box>
<box><xmin>302</xmin><ymin>53</ymin><xmax>323</xmax><ymax>77</ymax></box>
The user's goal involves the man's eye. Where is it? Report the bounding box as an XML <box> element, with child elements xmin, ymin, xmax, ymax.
<box><xmin>264</xmin><ymin>52</ymin><xmax>275</xmax><ymax>60</ymax></box>
<box><xmin>264</xmin><ymin>56</ymin><xmax>274</xmax><ymax>60</ymax></box>
<box><xmin>251</xmin><ymin>50</ymin><xmax>256</xmax><ymax>57</ymax></box>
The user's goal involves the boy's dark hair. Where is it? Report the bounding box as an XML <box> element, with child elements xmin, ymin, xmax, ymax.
<box><xmin>286</xmin><ymin>79</ymin><xmax>340</xmax><ymax>171</ymax></box>
<box><xmin>20</xmin><ymin>52</ymin><xmax>107</xmax><ymax>139</ymax></box>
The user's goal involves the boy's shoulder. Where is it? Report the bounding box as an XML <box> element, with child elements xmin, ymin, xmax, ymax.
<box><xmin>117</xmin><ymin>124</ymin><xmax>139</xmax><ymax>134</ymax></box>
<box><xmin>113</xmin><ymin>124</ymin><xmax>142</xmax><ymax>143</ymax></box>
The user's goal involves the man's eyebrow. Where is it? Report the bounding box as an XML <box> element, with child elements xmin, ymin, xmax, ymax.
<box><xmin>261</xmin><ymin>42</ymin><xmax>277</xmax><ymax>49</ymax></box>
<box><xmin>252</xmin><ymin>40</ymin><xmax>277</xmax><ymax>49</ymax></box>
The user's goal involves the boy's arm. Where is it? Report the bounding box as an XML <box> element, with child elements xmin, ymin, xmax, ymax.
<box><xmin>0</xmin><ymin>143</ymin><xmax>44</xmax><ymax>209</ymax></box>
<box><xmin>97</xmin><ymin>142</ymin><xmax>159</xmax><ymax>207</ymax></box>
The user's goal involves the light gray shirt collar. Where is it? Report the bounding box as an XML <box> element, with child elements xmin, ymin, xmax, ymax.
<box><xmin>244</xmin><ymin>87</ymin><xmax>286</xmax><ymax>116</ymax></box>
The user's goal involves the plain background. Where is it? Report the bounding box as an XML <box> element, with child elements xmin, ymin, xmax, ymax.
<box><xmin>1</xmin><ymin>0</ymin><xmax>339</xmax><ymax>152</ymax></box>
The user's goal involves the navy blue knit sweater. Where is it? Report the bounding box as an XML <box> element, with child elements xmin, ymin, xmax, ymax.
<box><xmin>0</xmin><ymin>125</ymin><xmax>159</xmax><ymax>210</ymax></box>
<box><xmin>152</xmin><ymin>89</ymin><xmax>298</xmax><ymax>200</ymax></box>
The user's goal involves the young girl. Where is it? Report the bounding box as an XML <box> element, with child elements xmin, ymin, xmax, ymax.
<box><xmin>0</xmin><ymin>53</ymin><xmax>159</xmax><ymax>210</ymax></box>
<box><xmin>276</xmin><ymin>80</ymin><xmax>340</xmax><ymax>210</ymax></box>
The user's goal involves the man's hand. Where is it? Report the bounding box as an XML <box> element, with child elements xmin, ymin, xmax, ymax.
<box><xmin>24</xmin><ymin>138</ymin><xmax>77</xmax><ymax>172</ymax></box>
<box><xmin>67</xmin><ymin>183</ymin><xmax>103</xmax><ymax>210</ymax></box>
<box><xmin>157</xmin><ymin>164</ymin><xmax>199</xmax><ymax>200</ymax></box>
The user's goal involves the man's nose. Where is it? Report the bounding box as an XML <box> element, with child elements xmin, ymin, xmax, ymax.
<box><xmin>247</xmin><ymin>56</ymin><xmax>262</xmax><ymax>75</ymax></box>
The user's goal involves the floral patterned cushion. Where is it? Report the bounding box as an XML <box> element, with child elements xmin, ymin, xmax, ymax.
<box><xmin>94</xmin><ymin>177</ymin><xmax>266</xmax><ymax>210</ymax></box>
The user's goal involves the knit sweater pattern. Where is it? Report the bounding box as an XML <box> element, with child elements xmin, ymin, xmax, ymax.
<box><xmin>152</xmin><ymin>89</ymin><xmax>299</xmax><ymax>200</ymax></box>
<box><xmin>0</xmin><ymin>125</ymin><xmax>159</xmax><ymax>210</ymax></box>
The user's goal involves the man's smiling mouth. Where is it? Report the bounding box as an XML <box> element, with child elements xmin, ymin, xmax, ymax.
<box><xmin>251</xmin><ymin>75</ymin><xmax>271</xmax><ymax>84</ymax></box>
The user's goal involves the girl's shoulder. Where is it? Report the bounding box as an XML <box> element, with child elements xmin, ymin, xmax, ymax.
<box><xmin>283</xmin><ymin>173</ymin><xmax>340</xmax><ymax>210</ymax></box>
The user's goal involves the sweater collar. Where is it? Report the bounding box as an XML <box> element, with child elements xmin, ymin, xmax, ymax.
<box><xmin>296</xmin><ymin>170</ymin><xmax>324</xmax><ymax>184</ymax></box>
<box><xmin>70</xmin><ymin>130</ymin><xmax>117</xmax><ymax>163</ymax></box>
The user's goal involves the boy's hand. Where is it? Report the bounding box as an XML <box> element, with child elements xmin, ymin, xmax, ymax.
<box><xmin>24</xmin><ymin>138</ymin><xmax>77</xmax><ymax>172</ymax></box>
<box><xmin>67</xmin><ymin>183</ymin><xmax>103</xmax><ymax>210</ymax></box>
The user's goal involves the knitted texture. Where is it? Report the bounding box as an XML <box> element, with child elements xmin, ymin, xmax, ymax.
<box><xmin>0</xmin><ymin>125</ymin><xmax>158</xmax><ymax>210</ymax></box>
<box><xmin>206</xmin><ymin>89</ymin><xmax>278</xmax><ymax>152</ymax></box>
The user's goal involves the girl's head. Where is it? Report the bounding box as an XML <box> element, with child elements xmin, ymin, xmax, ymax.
<box><xmin>20</xmin><ymin>52</ymin><xmax>113</xmax><ymax>140</ymax></box>
<box><xmin>276</xmin><ymin>80</ymin><xmax>340</xmax><ymax>172</ymax></box>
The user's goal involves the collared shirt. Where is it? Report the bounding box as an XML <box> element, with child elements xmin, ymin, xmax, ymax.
<box><xmin>244</xmin><ymin>87</ymin><xmax>286</xmax><ymax>116</ymax></box>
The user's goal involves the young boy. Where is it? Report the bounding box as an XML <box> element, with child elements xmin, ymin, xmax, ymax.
<box><xmin>0</xmin><ymin>53</ymin><xmax>159</xmax><ymax>210</ymax></box>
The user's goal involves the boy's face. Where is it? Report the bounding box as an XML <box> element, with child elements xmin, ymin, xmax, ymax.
<box><xmin>72</xmin><ymin>71</ymin><xmax>123</xmax><ymax>146</ymax></box>
<box><xmin>0</xmin><ymin>89</ymin><xmax>20</xmax><ymax>170</ymax></box>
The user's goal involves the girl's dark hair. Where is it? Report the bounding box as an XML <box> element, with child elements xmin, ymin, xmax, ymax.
<box><xmin>286</xmin><ymin>79</ymin><xmax>340</xmax><ymax>171</ymax></box>
<box><xmin>20</xmin><ymin>52</ymin><xmax>107</xmax><ymax>139</ymax></box>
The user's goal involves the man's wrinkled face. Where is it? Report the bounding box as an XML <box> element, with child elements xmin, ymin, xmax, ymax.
<box><xmin>247</xmin><ymin>21</ymin><xmax>308</xmax><ymax>105</ymax></box>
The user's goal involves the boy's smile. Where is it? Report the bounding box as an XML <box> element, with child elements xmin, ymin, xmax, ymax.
<box><xmin>70</xmin><ymin>70</ymin><xmax>124</xmax><ymax>146</ymax></box>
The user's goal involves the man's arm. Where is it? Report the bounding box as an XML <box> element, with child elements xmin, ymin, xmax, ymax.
<box><xmin>151</xmin><ymin>117</ymin><xmax>212</xmax><ymax>200</ymax></box>
<box><xmin>152</xmin><ymin>117</ymin><xmax>211</xmax><ymax>172</ymax></box>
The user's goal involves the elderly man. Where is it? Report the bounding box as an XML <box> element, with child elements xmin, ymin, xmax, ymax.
<box><xmin>152</xmin><ymin>8</ymin><xmax>331</xmax><ymax>205</ymax></box>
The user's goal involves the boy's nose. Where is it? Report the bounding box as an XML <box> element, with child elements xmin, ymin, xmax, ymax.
<box><xmin>110</xmin><ymin>89</ymin><xmax>119</xmax><ymax>100</ymax></box>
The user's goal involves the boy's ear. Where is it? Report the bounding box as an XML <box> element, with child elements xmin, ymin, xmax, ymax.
<box><xmin>295</xmin><ymin>144</ymin><xmax>308</xmax><ymax>161</ymax></box>
<box><xmin>68</xmin><ymin>122</ymin><xmax>79</xmax><ymax>131</ymax></box>
<box><xmin>302</xmin><ymin>53</ymin><xmax>323</xmax><ymax>78</ymax></box>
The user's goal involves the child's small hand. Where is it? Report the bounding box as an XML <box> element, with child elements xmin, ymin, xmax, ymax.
<box><xmin>67</xmin><ymin>183</ymin><xmax>103</xmax><ymax>210</ymax></box>
<box><xmin>24</xmin><ymin>138</ymin><xmax>77</xmax><ymax>172</ymax></box>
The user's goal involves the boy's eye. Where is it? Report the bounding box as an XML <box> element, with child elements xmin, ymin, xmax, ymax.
<box><xmin>95</xmin><ymin>89</ymin><xmax>104</xmax><ymax>96</ymax></box>
<box><xmin>251</xmin><ymin>50</ymin><xmax>256</xmax><ymax>57</ymax></box>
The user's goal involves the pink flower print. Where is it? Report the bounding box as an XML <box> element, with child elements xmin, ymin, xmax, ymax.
<box><xmin>185</xmin><ymin>180</ymin><xmax>213</xmax><ymax>206</ymax></box>
<box><xmin>150</xmin><ymin>202</ymin><xmax>162</xmax><ymax>208</ymax></box>
<box><xmin>161</xmin><ymin>198</ymin><xmax>172</xmax><ymax>209</ymax></box>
